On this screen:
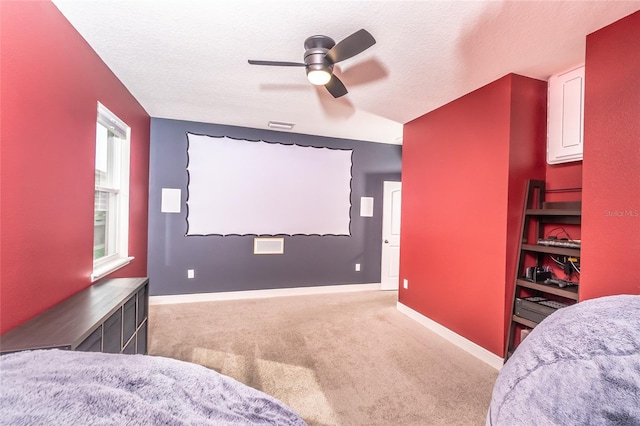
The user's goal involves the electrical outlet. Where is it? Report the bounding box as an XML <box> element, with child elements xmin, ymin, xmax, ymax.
<box><xmin>355</xmin><ymin>263</ymin><xmax>361</xmax><ymax>272</ymax></box>
<box><xmin>403</xmin><ymin>279</ymin><xmax>408</xmax><ymax>289</ymax></box>
<box><xmin>187</xmin><ymin>269</ymin><xmax>195</xmax><ymax>279</ymax></box>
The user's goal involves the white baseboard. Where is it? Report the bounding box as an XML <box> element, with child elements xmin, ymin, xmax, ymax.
<box><xmin>396</xmin><ymin>302</ymin><xmax>503</xmax><ymax>371</ymax></box>
<box><xmin>150</xmin><ymin>283</ymin><xmax>382</xmax><ymax>305</ymax></box>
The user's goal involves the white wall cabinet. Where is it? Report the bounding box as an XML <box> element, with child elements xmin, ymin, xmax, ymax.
<box><xmin>547</xmin><ymin>65</ymin><xmax>585</xmax><ymax>164</ymax></box>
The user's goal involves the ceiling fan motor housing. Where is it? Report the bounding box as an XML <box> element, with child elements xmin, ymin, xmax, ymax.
<box><xmin>303</xmin><ymin>35</ymin><xmax>336</xmax><ymax>75</ymax></box>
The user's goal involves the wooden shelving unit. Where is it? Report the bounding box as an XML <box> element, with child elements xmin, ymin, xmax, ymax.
<box><xmin>505</xmin><ymin>180</ymin><xmax>581</xmax><ymax>362</ymax></box>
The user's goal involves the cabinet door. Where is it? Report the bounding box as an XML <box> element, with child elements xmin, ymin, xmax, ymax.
<box><xmin>103</xmin><ymin>309</ymin><xmax>123</xmax><ymax>353</ymax></box>
<box><xmin>122</xmin><ymin>296</ymin><xmax>136</xmax><ymax>344</ymax></box>
<box><xmin>547</xmin><ymin>65</ymin><xmax>584</xmax><ymax>164</ymax></box>
<box><xmin>77</xmin><ymin>326</ymin><xmax>102</xmax><ymax>352</ymax></box>
<box><xmin>137</xmin><ymin>284</ymin><xmax>148</xmax><ymax>326</ymax></box>
<box><xmin>136</xmin><ymin>323</ymin><xmax>147</xmax><ymax>355</ymax></box>
<box><xmin>123</xmin><ymin>337</ymin><xmax>136</xmax><ymax>354</ymax></box>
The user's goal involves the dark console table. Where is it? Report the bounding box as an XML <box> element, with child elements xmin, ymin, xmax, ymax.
<box><xmin>0</xmin><ymin>277</ymin><xmax>149</xmax><ymax>355</ymax></box>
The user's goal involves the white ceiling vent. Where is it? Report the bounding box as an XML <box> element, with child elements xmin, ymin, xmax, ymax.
<box><xmin>268</xmin><ymin>121</ymin><xmax>295</xmax><ymax>130</ymax></box>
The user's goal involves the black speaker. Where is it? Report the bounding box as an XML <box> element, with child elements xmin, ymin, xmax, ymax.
<box><xmin>525</xmin><ymin>266</ymin><xmax>551</xmax><ymax>282</ymax></box>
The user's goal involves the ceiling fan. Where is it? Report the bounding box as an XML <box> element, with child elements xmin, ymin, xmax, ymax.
<box><xmin>248</xmin><ymin>29</ymin><xmax>376</xmax><ymax>98</ymax></box>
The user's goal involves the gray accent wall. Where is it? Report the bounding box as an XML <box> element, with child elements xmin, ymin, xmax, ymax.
<box><xmin>148</xmin><ymin>118</ymin><xmax>402</xmax><ymax>296</ymax></box>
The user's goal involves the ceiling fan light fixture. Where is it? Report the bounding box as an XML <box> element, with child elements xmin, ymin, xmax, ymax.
<box><xmin>307</xmin><ymin>69</ymin><xmax>331</xmax><ymax>86</ymax></box>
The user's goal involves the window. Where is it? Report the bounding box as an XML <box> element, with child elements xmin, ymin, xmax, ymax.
<box><xmin>92</xmin><ymin>103</ymin><xmax>132</xmax><ymax>281</ymax></box>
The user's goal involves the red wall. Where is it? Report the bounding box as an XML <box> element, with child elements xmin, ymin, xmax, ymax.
<box><xmin>580</xmin><ymin>11</ymin><xmax>640</xmax><ymax>299</ymax></box>
<box><xmin>0</xmin><ymin>1</ymin><xmax>150</xmax><ymax>334</ymax></box>
<box><xmin>398</xmin><ymin>11</ymin><xmax>640</xmax><ymax>358</ymax></box>
<box><xmin>545</xmin><ymin>162</ymin><xmax>582</xmax><ymax>201</ymax></box>
<box><xmin>505</xmin><ymin>76</ymin><xmax>548</xmax><ymax>336</ymax></box>
<box><xmin>400</xmin><ymin>74</ymin><xmax>546</xmax><ymax>356</ymax></box>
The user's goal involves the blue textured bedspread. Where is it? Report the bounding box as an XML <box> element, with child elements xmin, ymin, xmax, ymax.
<box><xmin>0</xmin><ymin>349</ymin><xmax>307</xmax><ymax>425</ymax></box>
<box><xmin>487</xmin><ymin>294</ymin><xmax>640</xmax><ymax>425</ymax></box>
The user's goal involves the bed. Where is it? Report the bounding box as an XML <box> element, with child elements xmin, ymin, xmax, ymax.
<box><xmin>486</xmin><ymin>294</ymin><xmax>640</xmax><ymax>425</ymax></box>
<box><xmin>0</xmin><ymin>349</ymin><xmax>307</xmax><ymax>425</ymax></box>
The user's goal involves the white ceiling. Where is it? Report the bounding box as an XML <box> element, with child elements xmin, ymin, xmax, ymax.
<box><xmin>51</xmin><ymin>1</ymin><xmax>640</xmax><ymax>144</ymax></box>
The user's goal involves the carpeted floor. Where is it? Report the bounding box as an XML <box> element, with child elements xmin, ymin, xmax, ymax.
<box><xmin>148</xmin><ymin>290</ymin><xmax>498</xmax><ymax>426</ymax></box>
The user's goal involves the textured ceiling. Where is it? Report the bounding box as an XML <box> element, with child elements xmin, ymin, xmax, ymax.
<box><xmin>51</xmin><ymin>1</ymin><xmax>640</xmax><ymax>144</ymax></box>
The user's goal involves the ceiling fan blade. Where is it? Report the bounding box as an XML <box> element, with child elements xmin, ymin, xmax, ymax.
<box><xmin>248</xmin><ymin>60</ymin><xmax>305</xmax><ymax>67</ymax></box>
<box><xmin>325</xmin><ymin>75</ymin><xmax>348</xmax><ymax>98</ymax></box>
<box><xmin>326</xmin><ymin>29</ymin><xmax>376</xmax><ymax>64</ymax></box>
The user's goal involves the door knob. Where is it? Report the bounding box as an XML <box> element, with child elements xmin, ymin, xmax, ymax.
<box><xmin>384</xmin><ymin>240</ymin><xmax>389</xmax><ymax>243</ymax></box>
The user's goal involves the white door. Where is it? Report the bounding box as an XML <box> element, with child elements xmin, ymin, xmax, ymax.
<box><xmin>381</xmin><ymin>181</ymin><xmax>402</xmax><ymax>290</ymax></box>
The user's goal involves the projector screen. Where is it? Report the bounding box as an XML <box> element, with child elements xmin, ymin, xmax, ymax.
<box><xmin>186</xmin><ymin>134</ymin><xmax>352</xmax><ymax>236</ymax></box>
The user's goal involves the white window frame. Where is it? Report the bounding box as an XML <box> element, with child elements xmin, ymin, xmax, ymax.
<box><xmin>92</xmin><ymin>102</ymin><xmax>133</xmax><ymax>281</ymax></box>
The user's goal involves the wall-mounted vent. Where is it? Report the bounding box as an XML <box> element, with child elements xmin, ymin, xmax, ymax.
<box><xmin>268</xmin><ymin>121</ymin><xmax>295</xmax><ymax>130</ymax></box>
<box><xmin>254</xmin><ymin>238</ymin><xmax>285</xmax><ymax>255</ymax></box>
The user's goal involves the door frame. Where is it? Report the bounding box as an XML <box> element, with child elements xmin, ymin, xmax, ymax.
<box><xmin>380</xmin><ymin>181</ymin><xmax>402</xmax><ymax>290</ymax></box>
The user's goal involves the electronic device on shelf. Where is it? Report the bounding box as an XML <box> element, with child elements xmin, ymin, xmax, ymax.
<box><xmin>515</xmin><ymin>296</ymin><xmax>569</xmax><ymax>324</ymax></box>
<box><xmin>537</xmin><ymin>238</ymin><xmax>581</xmax><ymax>249</ymax></box>
<box><xmin>525</xmin><ymin>266</ymin><xmax>551</xmax><ymax>282</ymax></box>
<box><xmin>544</xmin><ymin>278</ymin><xmax>579</xmax><ymax>288</ymax></box>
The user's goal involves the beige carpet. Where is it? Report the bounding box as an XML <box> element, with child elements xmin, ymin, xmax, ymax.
<box><xmin>148</xmin><ymin>290</ymin><xmax>498</xmax><ymax>426</ymax></box>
